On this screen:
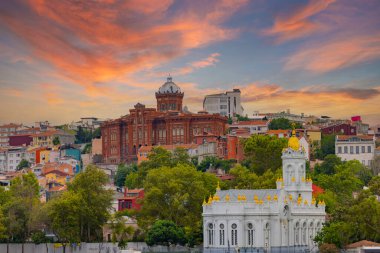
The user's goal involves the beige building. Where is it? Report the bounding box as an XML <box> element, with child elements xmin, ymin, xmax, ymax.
<box><xmin>31</xmin><ymin>130</ymin><xmax>75</xmax><ymax>147</ymax></box>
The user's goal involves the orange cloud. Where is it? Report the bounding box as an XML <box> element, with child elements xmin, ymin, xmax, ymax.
<box><xmin>0</xmin><ymin>0</ymin><xmax>247</xmax><ymax>95</ymax></box>
<box><xmin>285</xmin><ymin>34</ymin><xmax>380</xmax><ymax>73</ymax></box>
<box><xmin>263</xmin><ymin>0</ymin><xmax>335</xmax><ymax>42</ymax></box>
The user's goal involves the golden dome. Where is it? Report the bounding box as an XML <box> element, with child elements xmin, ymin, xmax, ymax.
<box><xmin>288</xmin><ymin>129</ymin><xmax>300</xmax><ymax>151</ymax></box>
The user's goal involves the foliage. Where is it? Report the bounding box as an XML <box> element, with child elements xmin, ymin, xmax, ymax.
<box><xmin>268</xmin><ymin>118</ymin><xmax>302</xmax><ymax>130</ymax></box>
<box><xmin>115</xmin><ymin>163</ymin><xmax>138</xmax><ymax>187</ymax></box>
<box><xmin>126</xmin><ymin>147</ymin><xmax>193</xmax><ymax>188</ymax></box>
<box><xmin>235</xmin><ymin>114</ymin><xmax>250</xmax><ymax>121</ymax></box>
<box><xmin>68</xmin><ymin>165</ymin><xmax>113</xmax><ymax>241</ymax></box>
<box><xmin>93</xmin><ymin>127</ymin><xmax>101</xmax><ymax>138</ymax></box>
<box><xmin>319</xmin><ymin>243</ymin><xmax>340</xmax><ymax>253</ymax></box>
<box><xmin>31</xmin><ymin>231</ymin><xmax>50</xmax><ymax>244</ymax></box>
<box><xmin>47</xmin><ymin>192</ymin><xmax>81</xmax><ymax>244</ymax></box>
<box><xmin>53</xmin><ymin>136</ymin><xmax>60</xmax><ymax>145</ymax></box>
<box><xmin>16</xmin><ymin>159</ymin><xmax>31</xmax><ymax>171</ymax></box>
<box><xmin>227</xmin><ymin>117</ymin><xmax>232</xmax><ymax>124</ymax></box>
<box><xmin>145</xmin><ymin>220</ymin><xmax>186</xmax><ymax>246</ymax></box>
<box><xmin>242</xmin><ymin>134</ymin><xmax>287</xmax><ymax>174</ymax></box>
<box><xmin>227</xmin><ymin>164</ymin><xmax>281</xmax><ymax>189</ymax></box>
<box><xmin>197</xmin><ymin>156</ymin><xmax>236</xmax><ymax>172</ymax></box>
<box><xmin>109</xmin><ymin>213</ymin><xmax>135</xmax><ymax>248</ymax></box>
<box><xmin>81</xmin><ymin>143</ymin><xmax>92</xmax><ymax>154</ymax></box>
<box><xmin>75</xmin><ymin>126</ymin><xmax>93</xmax><ymax>144</ymax></box>
<box><xmin>368</xmin><ymin>176</ymin><xmax>380</xmax><ymax>195</ymax></box>
<box><xmin>314</xmin><ymin>155</ymin><xmax>342</xmax><ymax>175</ymax></box>
<box><xmin>2</xmin><ymin>173</ymin><xmax>41</xmax><ymax>242</ymax></box>
<box><xmin>138</xmin><ymin>164</ymin><xmax>218</xmax><ymax>244</ymax></box>
<box><xmin>0</xmin><ymin>211</ymin><xmax>7</xmax><ymax>241</ymax></box>
<box><xmin>315</xmin><ymin>134</ymin><xmax>336</xmax><ymax>159</ymax></box>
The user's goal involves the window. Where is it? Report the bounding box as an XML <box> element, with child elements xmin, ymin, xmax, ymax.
<box><xmin>219</xmin><ymin>224</ymin><xmax>225</xmax><ymax>245</ymax></box>
<box><xmin>295</xmin><ymin>222</ymin><xmax>300</xmax><ymax>245</ymax></box>
<box><xmin>220</xmin><ymin>105</ymin><xmax>227</xmax><ymax>110</ymax></box>
<box><xmin>231</xmin><ymin>223</ymin><xmax>237</xmax><ymax>246</ymax></box>
<box><xmin>356</xmin><ymin>146</ymin><xmax>359</xmax><ymax>154</ymax></box>
<box><xmin>362</xmin><ymin>146</ymin><xmax>365</xmax><ymax>153</ymax></box>
<box><xmin>344</xmin><ymin>146</ymin><xmax>348</xmax><ymax>153</ymax></box>
<box><xmin>247</xmin><ymin>223</ymin><xmax>254</xmax><ymax>246</ymax></box>
<box><xmin>338</xmin><ymin>147</ymin><xmax>342</xmax><ymax>154</ymax></box>
<box><xmin>350</xmin><ymin>146</ymin><xmax>353</xmax><ymax>154</ymax></box>
<box><xmin>208</xmin><ymin>223</ymin><xmax>214</xmax><ymax>245</ymax></box>
<box><xmin>302</xmin><ymin>222</ymin><xmax>307</xmax><ymax>244</ymax></box>
<box><xmin>368</xmin><ymin>146</ymin><xmax>372</xmax><ymax>153</ymax></box>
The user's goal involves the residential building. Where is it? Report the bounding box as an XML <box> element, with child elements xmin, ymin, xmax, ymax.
<box><xmin>8</xmin><ymin>134</ymin><xmax>33</xmax><ymax>146</ymax></box>
<box><xmin>0</xmin><ymin>146</ymin><xmax>27</xmax><ymax>172</ymax></box>
<box><xmin>321</xmin><ymin>123</ymin><xmax>356</xmax><ymax>135</ymax></box>
<box><xmin>229</xmin><ymin>120</ymin><xmax>269</xmax><ymax>135</ymax></box>
<box><xmin>31</xmin><ymin>130</ymin><xmax>75</xmax><ymax>147</ymax></box>
<box><xmin>118</xmin><ymin>188</ymin><xmax>144</xmax><ymax>212</ymax></box>
<box><xmin>203</xmin><ymin>131</ymin><xmax>325</xmax><ymax>253</ymax></box>
<box><xmin>92</xmin><ymin>137</ymin><xmax>102</xmax><ymax>155</ymax></box>
<box><xmin>203</xmin><ymin>89</ymin><xmax>244</xmax><ymax>117</ymax></box>
<box><xmin>335</xmin><ymin>135</ymin><xmax>375</xmax><ymax>167</ymax></box>
<box><xmin>0</xmin><ymin>123</ymin><xmax>22</xmax><ymax>147</ymax></box>
<box><xmin>345</xmin><ymin>240</ymin><xmax>380</xmax><ymax>253</ymax></box>
<box><xmin>101</xmin><ymin>77</ymin><xmax>227</xmax><ymax>164</ymax></box>
<box><xmin>226</xmin><ymin>128</ymin><xmax>251</xmax><ymax>162</ymax></box>
<box><xmin>267</xmin><ymin>129</ymin><xmax>290</xmax><ymax>138</ymax></box>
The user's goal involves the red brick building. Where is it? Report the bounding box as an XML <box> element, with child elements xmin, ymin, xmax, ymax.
<box><xmin>101</xmin><ymin>77</ymin><xmax>227</xmax><ymax>163</ymax></box>
<box><xmin>321</xmin><ymin>123</ymin><xmax>356</xmax><ymax>135</ymax></box>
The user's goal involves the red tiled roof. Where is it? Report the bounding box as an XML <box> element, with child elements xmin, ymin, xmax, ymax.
<box><xmin>41</xmin><ymin>163</ymin><xmax>74</xmax><ymax>176</ymax></box>
<box><xmin>231</xmin><ymin>120</ymin><xmax>268</xmax><ymax>126</ymax></box>
<box><xmin>336</xmin><ymin>135</ymin><xmax>374</xmax><ymax>141</ymax></box>
<box><xmin>346</xmin><ymin>240</ymin><xmax>380</xmax><ymax>249</ymax></box>
<box><xmin>267</xmin><ymin>130</ymin><xmax>289</xmax><ymax>134</ymax></box>
<box><xmin>48</xmin><ymin>185</ymin><xmax>67</xmax><ymax>192</ymax></box>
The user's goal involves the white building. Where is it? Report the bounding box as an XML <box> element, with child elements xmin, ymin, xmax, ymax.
<box><xmin>203</xmin><ymin>131</ymin><xmax>326</xmax><ymax>253</ymax></box>
<box><xmin>203</xmin><ymin>89</ymin><xmax>244</xmax><ymax>118</ymax></box>
<box><xmin>0</xmin><ymin>146</ymin><xmax>27</xmax><ymax>172</ymax></box>
<box><xmin>335</xmin><ymin>135</ymin><xmax>375</xmax><ymax>167</ymax></box>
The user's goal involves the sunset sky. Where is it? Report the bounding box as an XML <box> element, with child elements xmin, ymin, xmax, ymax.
<box><xmin>0</xmin><ymin>0</ymin><xmax>379</xmax><ymax>125</ymax></box>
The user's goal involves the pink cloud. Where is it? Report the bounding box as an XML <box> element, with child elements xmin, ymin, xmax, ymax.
<box><xmin>263</xmin><ymin>0</ymin><xmax>335</xmax><ymax>43</ymax></box>
<box><xmin>285</xmin><ymin>34</ymin><xmax>380</xmax><ymax>73</ymax></box>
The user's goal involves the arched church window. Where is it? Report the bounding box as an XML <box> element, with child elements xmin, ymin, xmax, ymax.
<box><xmin>302</xmin><ymin>222</ymin><xmax>307</xmax><ymax>245</ymax></box>
<box><xmin>295</xmin><ymin>222</ymin><xmax>300</xmax><ymax>245</ymax></box>
<box><xmin>219</xmin><ymin>224</ymin><xmax>225</xmax><ymax>245</ymax></box>
<box><xmin>309</xmin><ymin>222</ymin><xmax>314</xmax><ymax>245</ymax></box>
<box><xmin>264</xmin><ymin>223</ymin><xmax>270</xmax><ymax>249</ymax></box>
<box><xmin>247</xmin><ymin>223</ymin><xmax>254</xmax><ymax>246</ymax></box>
<box><xmin>231</xmin><ymin>223</ymin><xmax>237</xmax><ymax>246</ymax></box>
<box><xmin>208</xmin><ymin>223</ymin><xmax>214</xmax><ymax>245</ymax></box>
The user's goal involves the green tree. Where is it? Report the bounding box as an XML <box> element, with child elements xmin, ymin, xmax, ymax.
<box><xmin>115</xmin><ymin>163</ymin><xmax>137</xmax><ymax>187</ymax></box>
<box><xmin>235</xmin><ymin>114</ymin><xmax>250</xmax><ymax>121</ymax></box>
<box><xmin>0</xmin><ymin>211</ymin><xmax>7</xmax><ymax>241</ymax></box>
<box><xmin>268</xmin><ymin>118</ymin><xmax>302</xmax><ymax>130</ymax></box>
<box><xmin>138</xmin><ymin>164</ymin><xmax>218</xmax><ymax>243</ymax></box>
<box><xmin>16</xmin><ymin>159</ymin><xmax>30</xmax><ymax>170</ymax></box>
<box><xmin>47</xmin><ymin>192</ymin><xmax>81</xmax><ymax>251</ymax></box>
<box><xmin>316</xmin><ymin>134</ymin><xmax>336</xmax><ymax>159</ymax></box>
<box><xmin>242</xmin><ymin>135</ymin><xmax>288</xmax><ymax>174</ymax></box>
<box><xmin>172</xmin><ymin>148</ymin><xmax>192</xmax><ymax>166</ymax></box>
<box><xmin>3</xmin><ymin>173</ymin><xmax>40</xmax><ymax>242</ymax></box>
<box><xmin>368</xmin><ymin>176</ymin><xmax>380</xmax><ymax>195</ymax></box>
<box><xmin>67</xmin><ymin>165</ymin><xmax>113</xmax><ymax>242</ymax></box>
<box><xmin>145</xmin><ymin>220</ymin><xmax>186</xmax><ymax>247</ymax></box>
<box><xmin>92</xmin><ymin>127</ymin><xmax>101</xmax><ymax>139</ymax></box>
<box><xmin>53</xmin><ymin>136</ymin><xmax>60</xmax><ymax>145</ymax></box>
<box><xmin>109</xmin><ymin>213</ymin><xmax>135</xmax><ymax>248</ymax></box>
<box><xmin>314</xmin><ymin>155</ymin><xmax>342</xmax><ymax>175</ymax></box>
<box><xmin>31</xmin><ymin>231</ymin><xmax>50</xmax><ymax>244</ymax></box>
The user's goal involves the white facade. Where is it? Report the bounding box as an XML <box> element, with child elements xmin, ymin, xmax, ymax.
<box><xmin>298</xmin><ymin>137</ymin><xmax>310</xmax><ymax>161</ymax></box>
<box><xmin>0</xmin><ymin>147</ymin><xmax>27</xmax><ymax>172</ymax></box>
<box><xmin>203</xmin><ymin>136</ymin><xmax>325</xmax><ymax>253</ymax></box>
<box><xmin>203</xmin><ymin>89</ymin><xmax>244</xmax><ymax>118</ymax></box>
<box><xmin>335</xmin><ymin>135</ymin><xmax>375</xmax><ymax>167</ymax></box>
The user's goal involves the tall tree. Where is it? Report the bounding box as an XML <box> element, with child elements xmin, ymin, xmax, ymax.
<box><xmin>67</xmin><ymin>165</ymin><xmax>113</xmax><ymax>242</ymax></box>
<box><xmin>16</xmin><ymin>159</ymin><xmax>30</xmax><ymax>171</ymax></box>
<box><xmin>115</xmin><ymin>163</ymin><xmax>137</xmax><ymax>187</ymax></box>
<box><xmin>138</xmin><ymin>164</ymin><xmax>218</xmax><ymax>243</ymax></box>
<box><xmin>242</xmin><ymin>134</ymin><xmax>288</xmax><ymax>174</ymax></box>
<box><xmin>3</xmin><ymin>173</ymin><xmax>40</xmax><ymax>242</ymax></box>
<box><xmin>145</xmin><ymin>220</ymin><xmax>186</xmax><ymax>247</ymax></box>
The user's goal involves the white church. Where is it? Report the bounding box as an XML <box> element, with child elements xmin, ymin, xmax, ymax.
<box><xmin>203</xmin><ymin>130</ymin><xmax>326</xmax><ymax>253</ymax></box>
